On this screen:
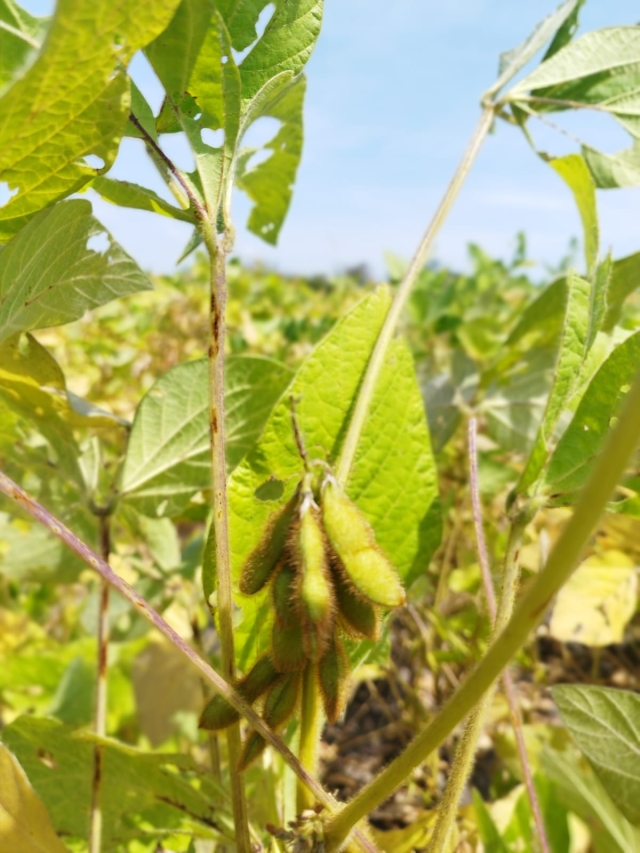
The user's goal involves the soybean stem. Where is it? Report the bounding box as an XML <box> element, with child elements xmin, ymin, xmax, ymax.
<box><xmin>336</xmin><ymin>105</ymin><xmax>494</xmax><ymax>485</ymax></box>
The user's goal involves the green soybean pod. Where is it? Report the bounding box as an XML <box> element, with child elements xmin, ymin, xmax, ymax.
<box><xmin>294</xmin><ymin>508</ymin><xmax>335</xmax><ymax>661</ymax></box>
<box><xmin>331</xmin><ymin>553</ymin><xmax>381</xmax><ymax>640</ymax></box>
<box><xmin>238</xmin><ymin>671</ymin><xmax>301</xmax><ymax>770</ymax></box>
<box><xmin>271</xmin><ymin>621</ymin><xmax>307</xmax><ymax>672</ymax></box>
<box><xmin>317</xmin><ymin>633</ymin><xmax>350</xmax><ymax>723</ymax></box>
<box><xmin>321</xmin><ymin>478</ymin><xmax>405</xmax><ymax>609</ymax></box>
<box><xmin>239</xmin><ymin>492</ymin><xmax>298</xmax><ymax>596</ymax></box>
<box><xmin>199</xmin><ymin>656</ymin><xmax>279</xmax><ymax>731</ymax></box>
<box><xmin>271</xmin><ymin>561</ymin><xmax>298</xmax><ymax>629</ymax></box>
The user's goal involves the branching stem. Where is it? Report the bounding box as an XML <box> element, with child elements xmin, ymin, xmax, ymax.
<box><xmin>324</xmin><ymin>367</ymin><xmax>640</xmax><ymax>851</ymax></box>
<box><xmin>336</xmin><ymin>105</ymin><xmax>494</xmax><ymax>484</ymax></box>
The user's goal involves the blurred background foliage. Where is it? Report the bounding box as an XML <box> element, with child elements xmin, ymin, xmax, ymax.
<box><xmin>1</xmin><ymin>235</ymin><xmax>639</xmax><ymax>851</ymax></box>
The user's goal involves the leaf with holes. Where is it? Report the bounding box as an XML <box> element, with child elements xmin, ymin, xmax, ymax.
<box><xmin>236</xmin><ymin>74</ymin><xmax>306</xmax><ymax>243</ymax></box>
<box><xmin>0</xmin><ymin>716</ymin><xmax>230</xmax><ymax>848</ymax></box>
<box><xmin>544</xmin><ymin>329</ymin><xmax>640</xmax><ymax>502</ymax></box>
<box><xmin>553</xmin><ymin>684</ymin><xmax>640</xmax><ymax>825</ymax></box>
<box><xmin>120</xmin><ymin>356</ymin><xmax>292</xmax><ymax>517</ymax></box>
<box><xmin>0</xmin><ymin>743</ymin><xmax>70</xmax><ymax>853</ymax></box>
<box><xmin>223</xmin><ymin>289</ymin><xmax>441</xmax><ymax>668</ymax></box>
<box><xmin>0</xmin><ymin>0</ymin><xmax>184</xmax><ymax>239</ymax></box>
<box><xmin>0</xmin><ymin>200</ymin><xmax>150</xmax><ymax>344</ymax></box>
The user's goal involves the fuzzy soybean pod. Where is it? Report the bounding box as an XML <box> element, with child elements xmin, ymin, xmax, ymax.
<box><xmin>199</xmin><ymin>656</ymin><xmax>280</xmax><ymax>731</ymax></box>
<box><xmin>293</xmin><ymin>507</ymin><xmax>335</xmax><ymax>661</ymax></box>
<box><xmin>271</xmin><ymin>561</ymin><xmax>298</xmax><ymax>629</ymax></box>
<box><xmin>239</xmin><ymin>493</ymin><xmax>298</xmax><ymax>596</ymax></box>
<box><xmin>317</xmin><ymin>633</ymin><xmax>350</xmax><ymax>723</ymax></box>
<box><xmin>271</xmin><ymin>621</ymin><xmax>307</xmax><ymax>672</ymax></box>
<box><xmin>331</xmin><ymin>555</ymin><xmax>381</xmax><ymax>641</ymax></box>
<box><xmin>321</xmin><ymin>478</ymin><xmax>405</xmax><ymax>609</ymax></box>
<box><xmin>239</xmin><ymin>670</ymin><xmax>301</xmax><ymax>770</ymax></box>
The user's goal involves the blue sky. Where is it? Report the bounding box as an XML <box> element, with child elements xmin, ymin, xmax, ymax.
<box><xmin>20</xmin><ymin>1</ymin><xmax>640</xmax><ymax>278</ymax></box>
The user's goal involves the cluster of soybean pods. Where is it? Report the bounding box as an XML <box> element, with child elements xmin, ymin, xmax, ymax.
<box><xmin>200</xmin><ymin>458</ymin><xmax>406</xmax><ymax>769</ymax></box>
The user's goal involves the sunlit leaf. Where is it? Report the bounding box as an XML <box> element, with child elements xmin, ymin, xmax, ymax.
<box><xmin>549</xmin><ymin>549</ymin><xmax>638</xmax><ymax>646</ymax></box>
<box><xmin>553</xmin><ymin>684</ymin><xmax>640</xmax><ymax>825</ymax></box>
<box><xmin>238</xmin><ymin>0</ymin><xmax>323</xmax><ymax>103</ymax></box>
<box><xmin>120</xmin><ymin>356</ymin><xmax>293</xmax><ymax>517</ymax></box>
<box><xmin>0</xmin><ymin>743</ymin><xmax>70</xmax><ymax>853</ymax></box>
<box><xmin>0</xmin><ymin>0</ymin><xmax>184</xmax><ymax>239</ymax></box>
<box><xmin>0</xmin><ymin>200</ymin><xmax>151</xmax><ymax>344</ymax></box>
<box><xmin>225</xmin><ymin>289</ymin><xmax>441</xmax><ymax>667</ymax></box>
<box><xmin>0</xmin><ymin>0</ymin><xmax>47</xmax><ymax>93</ymax></box>
<box><xmin>236</xmin><ymin>74</ymin><xmax>306</xmax><ymax>243</ymax></box>
<box><xmin>584</xmin><ymin>141</ymin><xmax>640</xmax><ymax>188</ymax></box>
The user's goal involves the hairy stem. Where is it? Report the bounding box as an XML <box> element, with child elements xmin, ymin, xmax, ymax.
<box><xmin>201</xmin><ymin>230</ymin><xmax>250</xmax><ymax>853</ymax></box>
<box><xmin>335</xmin><ymin>105</ymin><xmax>494</xmax><ymax>484</ymax></box>
<box><xmin>468</xmin><ymin>418</ymin><xmax>550</xmax><ymax>853</ymax></box>
<box><xmin>89</xmin><ymin>515</ymin><xmax>111</xmax><ymax>853</ymax></box>
<box><xmin>297</xmin><ymin>664</ymin><xmax>323</xmax><ymax>813</ymax></box>
<box><xmin>324</xmin><ymin>368</ymin><xmax>640</xmax><ymax>851</ymax></box>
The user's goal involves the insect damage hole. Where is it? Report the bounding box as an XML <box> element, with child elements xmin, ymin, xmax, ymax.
<box><xmin>86</xmin><ymin>232</ymin><xmax>110</xmax><ymax>254</ymax></box>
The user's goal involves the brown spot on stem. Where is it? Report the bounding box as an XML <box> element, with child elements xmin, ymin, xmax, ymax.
<box><xmin>211</xmin><ymin>409</ymin><xmax>218</xmax><ymax>435</ymax></box>
<box><xmin>212</xmin><ymin>311</ymin><xmax>220</xmax><ymax>344</ymax></box>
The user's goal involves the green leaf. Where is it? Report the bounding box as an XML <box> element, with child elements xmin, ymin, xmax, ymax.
<box><xmin>544</xmin><ymin>329</ymin><xmax>640</xmax><ymax>500</ymax></box>
<box><xmin>507</xmin><ymin>27</ymin><xmax>640</xmax><ymax>100</ymax></box>
<box><xmin>236</xmin><ymin>74</ymin><xmax>306</xmax><ymax>244</ymax></box>
<box><xmin>517</xmin><ymin>270</ymin><xmax>592</xmax><ymax>492</ymax></box>
<box><xmin>472</xmin><ymin>789</ymin><xmax>511</xmax><ymax>852</ymax></box>
<box><xmin>1</xmin><ymin>716</ymin><xmax>229</xmax><ymax>848</ymax></box>
<box><xmin>225</xmin><ymin>289</ymin><xmax>441</xmax><ymax>667</ymax></box>
<box><xmin>0</xmin><ymin>515</ymin><xmax>86</xmax><ymax>582</ymax></box>
<box><xmin>144</xmin><ymin>0</ymin><xmax>214</xmax><ymax>101</ymax></box>
<box><xmin>541</xmin><ymin>0</ymin><xmax>585</xmax><ymax>61</ymax></box>
<box><xmin>553</xmin><ymin>685</ymin><xmax>640</xmax><ymax>825</ymax></box>
<box><xmin>548</xmin><ymin>154</ymin><xmax>599</xmax><ymax>274</ymax></box>
<box><xmin>486</xmin><ymin>0</ymin><xmax>582</xmax><ymax>97</ymax></box>
<box><xmin>0</xmin><ymin>743</ymin><xmax>70</xmax><ymax>853</ymax></box>
<box><xmin>542</xmin><ymin>746</ymin><xmax>640</xmax><ymax>853</ymax></box>
<box><xmin>584</xmin><ymin>141</ymin><xmax>640</xmax><ymax>188</ymax></box>
<box><xmin>238</xmin><ymin>0</ymin><xmax>323</xmax><ymax>103</ymax></box>
<box><xmin>0</xmin><ymin>0</ymin><xmax>184</xmax><ymax>239</ymax></box>
<box><xmin>549</xmin><ymin>549</ymin><xmax>638</xmax><ymax>646</ymax></box>
<box><xmin>603</xmin><ymin>250</ymin><xmax>640</xmax><ymax>330</ymax></box>
<box><xmin>91</xmin><ymin>177</ymin><xmax>194</xmax><ymax>222</ymax></box>
<box><xmin>0</xmin><ymin>1</ymin><xmax>47</xmax><ymax>93</ymax></box>
<box><xmin>0</xmin><ymin>200</ymin><xmax>151</xmax><ymax>344</ymax></box>
<box><xmin>120</xmin><ymin>356</ymin><xmax>293</xmax><ymax>517</ymax></box>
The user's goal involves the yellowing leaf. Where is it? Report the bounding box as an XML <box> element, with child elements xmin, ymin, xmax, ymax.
<box><xmin>0</xmin><ymin>744</ymin><xmax>70</xmax><ymax>853</ymax></box>
<box><xmin>549</xmin><ymin>549</ymin><xmax>638</xmax><ymax>646</ymax></box>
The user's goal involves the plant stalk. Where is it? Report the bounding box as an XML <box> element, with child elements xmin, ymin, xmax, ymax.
<box><xmin>428</xmin><ymin>446</ymin><xmax>527</xmax><ymax>851</ymax></box>
<box><xmin>323</xmin><ymin>367</ymin><xmax>640</xmax><ymax>851</ymax></box>
<box><xmin>89</xmin><ymin>515</ymin><xmax>111</xmax><ymax>853</ymax></box>
<box><xmin>468</xmin><ymin>418</ymin><xmax>550</xmax><ymax>853</ymax></box>
<box><xmin>336</xmin><ymin>105</ymin><xmax>494</xmax><ymax>484</ymax></box>
<box><xmin>297</xmin><ymin>663</ymin><xmax>323</xmax><ymax>812</ymax></box>
<box><xmin>202</xmin><ymin>228</ymin><xmax>250</xmax><ymax>853</ymax></box>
